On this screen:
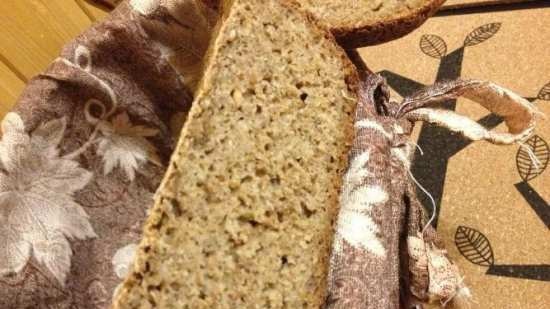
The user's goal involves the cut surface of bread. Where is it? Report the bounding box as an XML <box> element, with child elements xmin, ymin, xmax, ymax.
<box><xmin>296</xmin><ymin>0</ymin><xmax>446</xmax><ymax>47</ymax></box>
<box><xmin>113</xmin><ymin>0</ymin><xmax>358</xmax><ymax>308</ymax></box>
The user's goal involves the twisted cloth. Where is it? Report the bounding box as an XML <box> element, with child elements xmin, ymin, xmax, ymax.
<box><xmin>325</xmin><ymin>72</ymin><xmax>537</xmax><ymax>309</ymax></box>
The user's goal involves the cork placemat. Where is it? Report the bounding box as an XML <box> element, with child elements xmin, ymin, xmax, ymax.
<box><xmin>442</xmin><ymin>0</ymin><xmax>536</xmax><ymax>10</ymax></box>
<box><xmin>360</xmin><ymin>7</ymin><xmax>550</xmax><ymax>309</ymax></box>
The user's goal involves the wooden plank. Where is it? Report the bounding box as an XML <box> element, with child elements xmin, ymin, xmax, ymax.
<box><xmin>75</xmin><ymin>0</ymin><xmax>110</xmax><ymax>22</ymax></box>
<box><xmin>0</xmin><ymin>0</ymin><xmax>92</xmax><ymax>80</ymax></box>
<box><xmin>0</xmin><ymin>60</ymin><xmax>25</xmax><ymax>118</ymax></box>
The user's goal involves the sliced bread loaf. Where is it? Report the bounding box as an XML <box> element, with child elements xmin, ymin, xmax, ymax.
<box><xmin>113</xmin><ymin>0</ymin><xmax>358</xmax><ymax>308</ymax></box>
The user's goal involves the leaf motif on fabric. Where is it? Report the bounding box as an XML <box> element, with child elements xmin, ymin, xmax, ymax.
<box><xmin>454</xmin><ymin>225</ymin><xmax>494</xmax><ymax>266</ymax></box>
<box><xmin>426</xmin><ymin>245</ymin><xmax>469</xmax><ymax>303</ymax></box>
<box><xmin>0</xmin><ymin>112</ymin><xmax>95</xmax><ymax>286</ymax></box>
<box><xmin>538</xmin><ymin>82</ymin><xmax>550</xmax><ymax>101</ymax></box>
<box><xmin>407</xmin><ymin>235</ymin><xmax>429</xmax><ymax>300</ymax></box>
<box><xmin>130</xmin><ymin>0</ymin><xmax>160</xmax><ymax>15</ymax></box>
<box><xmin>112</xmin><ymin>243</ymin><xmax>138</xmax><ymax>279</ymax></box>
<box><xmin>463</xmin><ymin>23</ymin><xmax>501</xmax><ymax>47</ymax></box>
<box><xmin>75</xmin><ymin>45</ymin><xmax>92</xmax><ymax>72</ymax></box>
<box><xmin>334</xmin><ymin>151</ymin><xmax>388</xmax><ymax>257</ymax></box>
<box><xmin>87</xmin><ymin>279</ymin><xmax>108</xmax><ymax>307</ymax></box>
<box><xmin>97</xmin><ymin>112</ymin><xmax>160</xmax><ymax>181</ymax></box>
<box><xmin>419</xmin><ymin>34</ymin><xmax>447</xmax><ymax>59</ymax></box>
<box><xmin>516</xmin><ymin>135</ymin><xmax>549</xmax><ymax>181</ymax></box>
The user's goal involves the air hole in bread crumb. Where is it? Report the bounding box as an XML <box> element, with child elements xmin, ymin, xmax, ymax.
<box><xmin>270</xmin><ymin>175</ymin><xmax>281</xmax><ymax>185</ymax></box>
<box><xmin>165</xmin><ymin>227</ymin><xmax>175</xmax><ymax>236</ymax></box>
<box><xmin>238</xmin><ymin>197</ymin><xmax>246</xmax><ymax>207</ymax></box>
<box><xmin>169</xmin><ymin>198</ymin><xmax>182</xmax><ymax>217</ymax></box>
<box><xmin>150</xmin><ymin>212</ymin><xmax>169</xmax><ymax>230</ymax></box>
<box><xmin>281</xmin><ymin>255</ymin><xmax>288</xmax><ymax>266</ymax></box>
<box><xmin>169</xmin><ymin>282</ymin><xmax>180</xmax><ymax>291</ymax></box>
<box><xmin>244</xmin><ymin>88</ymin><xmax>256</xmax><ymax>97</ymax></box>
<box><xmin>134</xmin><ymin>272</ymin><xmax>143</xmax><ymax>281</ymax></box>
<box><xmin>146</xmin><ymin>284</ymin><xmax>162</xmax><ymax>294</ymax></box>
<box><xmin>256</xmin><ymin>105</ymin><xmax>262</xmax><ymax>114</ymax></box>
<box><xmin>300</xmin><ymin>201</ymin><xmax>314</xmax><ymax>218</ymax></box>
<box><xmin>276</xmin><ymin>211</ymin><xmax>284</xmax><ymax>223</ymax></box>
<box><xmin>295</xmin><ymin>81</ymin><xmax>304</xmax><ymax>89</ymax></box>
<box><xmin>199</xmin><ymin>291</ymin><xmax>206</xmax><ymax>300</ymax></box>
<box><xmin>300</xmin><ymin>92</ymin><xmax>308</xmax><ymax>102</ymax></box>
<box><xmin>255</xmin><ymin>168</ymin><xmax>267</xmax><ymax>177</ymax></box>
<box><xmin>240</xmin><ymin>176</ymin><xmax>253</xmax><ymax>183</ymax></box>
<box><xmin>240</xmin><ymin>218</ymin><xmax>259</xmax><ymax>227</ymax></box>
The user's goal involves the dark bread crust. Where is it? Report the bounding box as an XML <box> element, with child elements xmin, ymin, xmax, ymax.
<box><xmin>332</xmin><ymin>0</ymin><xmax>446</xmax><ymax>48</ymax></box>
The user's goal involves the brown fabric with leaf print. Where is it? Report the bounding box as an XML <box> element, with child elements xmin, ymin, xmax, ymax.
<box><xmin>0</xmin><ymin>2</ymin><xmax>194</xmax><ymax>308</ymax></box>
<box><xmin>324</xmin><ymin>64</ymin><xmax>538</xmax><ymax>308</ymax></box>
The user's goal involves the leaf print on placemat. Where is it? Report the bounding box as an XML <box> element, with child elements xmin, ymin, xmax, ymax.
<box><xmin>516</xmin><ymin>135</ymin><xmax>549</xmax><ymax>182</ymax></box>
<box><xmin>463</xmin><ymin>23</ymin><xmax>501</xmax><ymax>47</ymax></box>
<box><xmin>97</xmin><ymin>112</ymin><xmax>161</xmax><ymax>181</ymax></box>
<box><xmin>419</xmin><ymin>34</ymin><xmax>447</xmax><ymax>59</ymax></box>
<box><xmin>455</xmin><ymin>226</ymin><xmax>494</xmax><ymax>267</ymax></box>
<box><xmin>0</xmin><ymin>113</ymin><xmax>96</xmax><ymax>286</ymax></box>
<box><xmin>537</xmin><ymin>82</ymin><xmax>550</xmax><ymax>101</ymax></box>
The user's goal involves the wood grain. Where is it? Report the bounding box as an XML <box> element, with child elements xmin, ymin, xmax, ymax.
<box><xmin>75</xmin><ymin>0</ymin><xmax>110</xmax><ymax>22</ymax></box>
<box><xmin>0</xmin><ymin>60</ymin><xmax>25</xmax><ymax>114</ymax></box>
<box><xmin>0</xmin><ymin>0</ymin><xmax>109</xmax><ymax>118</ymax></box>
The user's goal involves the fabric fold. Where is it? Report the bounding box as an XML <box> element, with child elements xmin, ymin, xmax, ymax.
<box><xmin>325</xmin><ymin>73</ymin><xmax>539</xmax><ymax>309</ymax></box>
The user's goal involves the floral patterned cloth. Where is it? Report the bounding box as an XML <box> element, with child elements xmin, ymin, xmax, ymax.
<box><xmin>0</xmin><ymin>2</ymin><xmax>195</xmax><ymax>307</ymax></box>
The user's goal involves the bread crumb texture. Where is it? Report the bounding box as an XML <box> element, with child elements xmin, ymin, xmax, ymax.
<box><xmin>300</xmin><ymin>0</ymin><xmax>427</xmax><ymax>28</ymax></box>
<box><xmin>114</xmin><ymin>0</ymin><xmax>357</xmax><ymax>308</ymax></box>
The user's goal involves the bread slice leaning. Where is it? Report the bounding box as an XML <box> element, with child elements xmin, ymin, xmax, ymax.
<box><xmin>112</xmin><ymin>0</ymin><xmax>358</xmax><ymax>308</ymax></box>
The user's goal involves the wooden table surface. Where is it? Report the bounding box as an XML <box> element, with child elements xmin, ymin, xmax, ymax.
<box><xmin>0</xmin><ymin>0</ymin><xmax>108</xmax><ymax>118</ymax></box>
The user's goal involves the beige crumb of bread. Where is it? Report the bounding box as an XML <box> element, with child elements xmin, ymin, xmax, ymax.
<box><xmin>112</xmin><ymin>0</ymin><xmax>359</xmax><ymax>308</ymax></box>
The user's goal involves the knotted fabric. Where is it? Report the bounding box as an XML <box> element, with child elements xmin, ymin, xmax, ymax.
<box><xmin>325</xmin><ymin>73</ymin><xmax>538</xmax><ymax>309</ymax></box>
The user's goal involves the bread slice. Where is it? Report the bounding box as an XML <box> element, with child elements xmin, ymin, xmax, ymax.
<box><xmin>297</xmin><ymin>0</ymin><xmax>445</xmax><ymax>47</ymax></box>
<box><xmin>99</xmin><ymin>0</ymin><xmax>444</xmax><ymax>48</ymax></box>
<box><xmin>112</xmin><ymin>0</ymin><xmax>358</xmax><ymax>308</ymax></box>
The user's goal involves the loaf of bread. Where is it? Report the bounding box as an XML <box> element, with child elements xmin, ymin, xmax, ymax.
<box><xmin>113</xmin><ymin>0</ymin><xmax>359</xmax><ymax>308</ymax></box>
<box><xmin>98</xmin><ymin>0</ymin><xmax>444</xmax><ymax>48</ymax></box>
